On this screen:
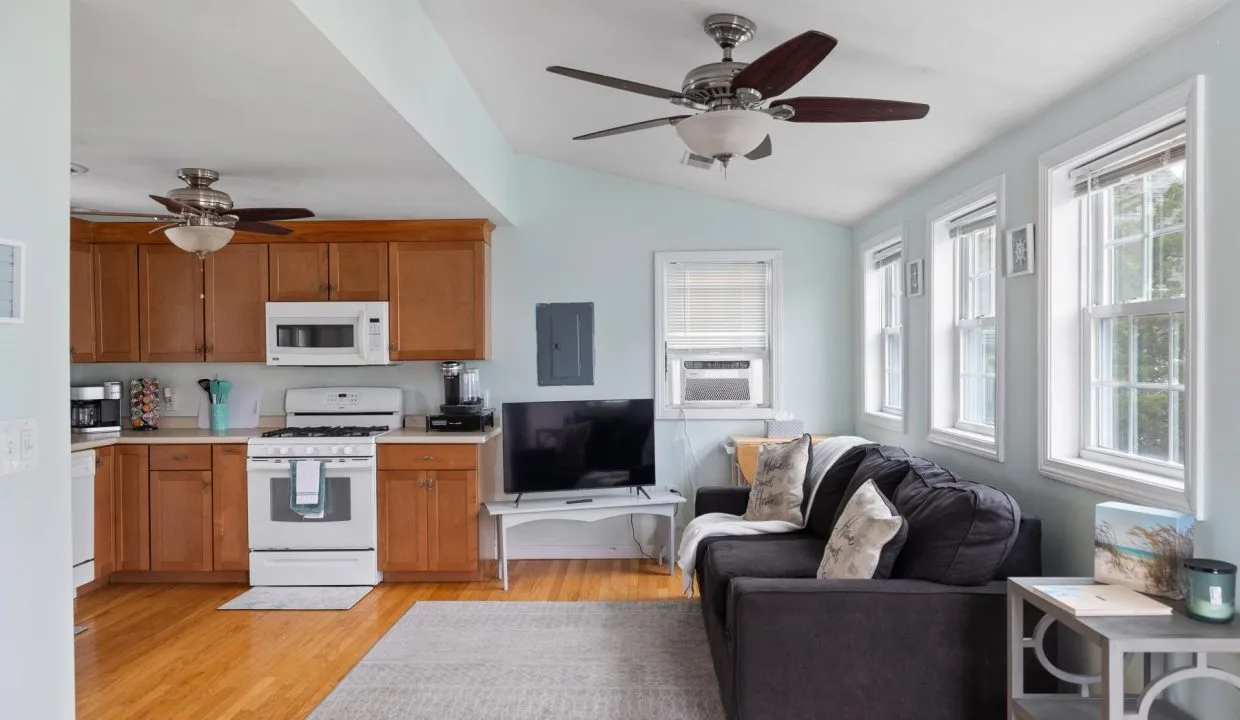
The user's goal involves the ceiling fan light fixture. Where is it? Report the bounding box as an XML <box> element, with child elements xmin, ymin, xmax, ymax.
<box><xmin>164</xmin><ymin>225</ymin><xmax>234</xmax><ymax>258</ymax></box>
<box><xmin>675</xmin><ymin>109</ymin><xmax>771</xmax><ymax>160</ymax></box>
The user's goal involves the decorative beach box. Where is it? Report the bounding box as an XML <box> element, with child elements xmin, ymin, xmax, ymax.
<box><xmin>1094</xmin><ymin>501</ymin><xmax>1195</xmax><ymax>600</ymax></box>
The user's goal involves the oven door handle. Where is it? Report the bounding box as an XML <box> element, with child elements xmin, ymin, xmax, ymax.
<box><xmin>246</xmin><ymin>458</ymin><xmax>375</xmax><ymax>472</ymax></box>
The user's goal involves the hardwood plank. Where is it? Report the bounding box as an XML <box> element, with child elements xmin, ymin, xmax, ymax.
<box><xmin>75</xmin><ymin>560</ymin><xmax>685</xmax><ymax>720</ymax></box>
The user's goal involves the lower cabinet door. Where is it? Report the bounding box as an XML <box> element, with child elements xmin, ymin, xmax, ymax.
<box><xmin>93</xmin><ymin>445</ymin><xmax>116</xmax><ymax>578</ymax></box>
<box><xmin>378</xmin><ymin>470</ymin><xmax>428</xmax><ymax>572</ymax></box>
<box><xmin>150</xmin><ymin>470</ymin><xmax>213</xmax><ymax>572</ymax></box>
<box><xmin>211</xmin><ymin>445</ymin><xmax>248</xmax><ymax>571</ymax></box>
<box><xmin>115</xmin><ymin>445</ymin><xmax>150</xmax><ymax>572</ymax></box>
<box><xmin>427</xmin><ymin>470</ymin><xmax>478</xmax><ymax>572</ymax></box>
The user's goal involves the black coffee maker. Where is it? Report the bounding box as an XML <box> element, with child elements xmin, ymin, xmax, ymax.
<box><xmin>428</xmin><ymin>362</ymin><xmax>494</xmax><ymax>431</ymax></box>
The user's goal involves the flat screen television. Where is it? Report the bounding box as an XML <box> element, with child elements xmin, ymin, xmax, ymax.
<box><xmin>502</xmin><ymin>399</ymin><xmax>655</xmax><ymax>494</ymax></box>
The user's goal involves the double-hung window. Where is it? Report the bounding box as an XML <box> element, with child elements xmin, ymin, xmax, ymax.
<box><xmin>655</xmin><ymin>251</ymin><xmax>781</xmax><ymax>420</ymax></box>
<box><xmin>861</xmin><ymin>228</ymin><xmax>904</xmax><ymax>431</ymax></box>
<box><xmin>1039</xmin><ymin>78</ymin><xmax>1202</xmax><ymax>515</ymax></box>
<box><xmin>927</xmin><ymin>177</ymin><xmax>1004</xmax><ymax>459</ymax></box>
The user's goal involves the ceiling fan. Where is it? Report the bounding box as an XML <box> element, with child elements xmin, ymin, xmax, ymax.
<box><xmin>547</xmin><ymin>14</ymin><xmax>930</xmax><ymax>167</ymax></box>
<box><xmin>71</xmin><ymin>168</ymin><xmax>314</xmax><ymax>257</ymax></box>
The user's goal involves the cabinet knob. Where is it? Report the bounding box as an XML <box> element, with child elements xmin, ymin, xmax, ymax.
<box><xmin>427</xmin><ymin>477</ymin><xmax>435</xmax><ymax>490</ymax></box>
<box><xmin>418</xmin><ymin>455</ymin><xmax>435</xmax><ymax>462</ymax></box>
<box><xmin>417</xmin><ymin>478</ymin><xmax>425</xmax><ymax>489</ymax></box>
<box><xmin>70</xmin><ymin>344</ymin><xmax>76</xmax><ymax>355</ymax></box>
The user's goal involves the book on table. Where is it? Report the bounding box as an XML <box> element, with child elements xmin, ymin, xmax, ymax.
<box><xmin>1030</xmin><ymin>583</ymin><xmax>1173</xmax><ymax>617</ymax></box>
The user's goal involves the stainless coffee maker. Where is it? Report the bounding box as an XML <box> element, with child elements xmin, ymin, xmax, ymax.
<box><xmin>70</xmin><ymin>381</ymin><xmax>123</xmax><ymax>433</ymax></box>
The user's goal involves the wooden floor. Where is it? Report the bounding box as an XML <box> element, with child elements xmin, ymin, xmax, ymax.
<box><xmin>74</xmin><ymin>560</ymin><xmax>689</xmax><ymax>720</ymax></box>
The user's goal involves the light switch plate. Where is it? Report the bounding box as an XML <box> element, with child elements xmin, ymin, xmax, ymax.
<box><xmin>0</xmin><ymin>418</ymin><xmax>37</xmax><ymax>477</ymax></box>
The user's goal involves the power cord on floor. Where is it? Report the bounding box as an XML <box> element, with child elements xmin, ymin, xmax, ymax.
<box><xmin>630</xmin><ymin>514</ymin><xmax>660</xmax><ymax>562</ymax></box>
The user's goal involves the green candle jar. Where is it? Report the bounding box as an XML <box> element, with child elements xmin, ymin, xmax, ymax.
<box><xmin>1184</xmin><ymin>559</ymin><xmax>1236</xmax><ymax>623</ymax></box>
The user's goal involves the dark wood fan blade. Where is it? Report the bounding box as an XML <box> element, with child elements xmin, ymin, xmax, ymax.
<box><xmin>744</xmin><ymin>135</ymin><xmax>773</xmax><ymax>160</ymax></box>
<box><xmin>574</xmin><ymin>116</ymin><xmax>690</xmax><ymax>141</ymax></box>
<box><xmin>227</xmin><ymin>207</ymin><xmax>315</xmax><ymax>222</ymax></box>
<box><xmin>730</xmin><ymin>31</ymin><xmax>837</xmax><ymax>99</ymax></box>
<box><xmin>233</xmin><ymin>220</ymin><xmax>293</xmax><ymax>236</ymax></box>
<box><xmin>149</xmin><ymin>194</ymin><xmax>205</xmax><ymax>216</ymax></box>
<box><xmin>548</xmin><ymin>66</ymin><xmax>686</xmax><ymax>101</ymax></box>
<box><xmin>772</xmin><ymin>97</ymin><xmax>930</xmax><ymax>122</ymax></box>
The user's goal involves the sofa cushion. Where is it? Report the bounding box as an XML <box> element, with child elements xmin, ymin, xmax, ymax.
<box><xmin>828</xmin><ymin>445</ymin><xmax>914</xmax><ymax>530</ymax></box>
<box><xmin>699</xmin><ymin>534</ymin><xmax>825</xmax><ymax>628</ymax></box>
<box><xmin>805</xmin><ymin>444</ymin><xmax>874</xmax><ymax>539</ymax></box>
<box><xmin>891</xmin><ymin>458</ymin><xmax>1022</xmax><ymax>585</ymax></box>
<box><xmin>745</xmin><ymin>434</ymin><xmax>812</xmax><ymax>524</ymax></box>
<box><xmin>818</xmin><ymin>479</ymin><xmax>909</xmax><ymax>579</ymax></box>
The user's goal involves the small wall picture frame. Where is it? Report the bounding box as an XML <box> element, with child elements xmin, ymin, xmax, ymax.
<box><xmin>0</xmin><ymin>239</ymin><xmax>25</xmax><ymax>324</ymax></box>
<box><xmin>906</xmin><ymin>259</ymin><xmax>924</xmax><ymax>297</ymax></box>
<box><xmin>1006</xmin><ymin>223</ymin><xmax>1035</xmax><ymax>277</ymax></box>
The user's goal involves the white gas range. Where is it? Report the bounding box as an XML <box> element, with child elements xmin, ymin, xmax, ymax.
<box><xmin>246</xmin><ymin>387</ymin><xmax>402</xmax><ymax>586</ymax></box>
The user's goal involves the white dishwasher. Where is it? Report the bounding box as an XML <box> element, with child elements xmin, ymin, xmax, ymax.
<box><xmin>70</xmin><ymin>450</ymin><xmax>95</xmax><ymax>589</ymax></box>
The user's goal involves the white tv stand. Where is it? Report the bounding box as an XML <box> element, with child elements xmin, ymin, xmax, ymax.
<box><xmin>482</xmin><ymin>488</ymin><xmax>687</xmax><ymax>591</ymax></box>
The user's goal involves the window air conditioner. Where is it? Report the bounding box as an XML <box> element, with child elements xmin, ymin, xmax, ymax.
<box><xmin>672</xmin><ymin>357</ymin><xmax>764</xmax><ymax>407</ymax></box>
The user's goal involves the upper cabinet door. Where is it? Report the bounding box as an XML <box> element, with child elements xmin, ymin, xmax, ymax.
<box><xmin>205</xmin><ymin>244</ymin><xmax>269</xmax><ymax>362</ymax></box>
<box><xmin>92</xmin><ymin>244</ymin><xmax>140</xmax><ymax>362</ymax></box>
<box><xmin>139</xmin><ymin>245</ymin><xmax>205</xmax><ymax>362</ymax></box>
<box><xmin>70</xmin><ymin>243</ymin><xmax>97</xmax><ymax>362</ymax></box>
<box><xmin>329</xmin><ymin>242</ymin><xmax>388</xmax><ymax>300</ymax></box>
<box><xmin>389</xmin><ymin>241</ymin><xmax>490</xmax><ymax>360</ymax></box>
<box><xmin>269</xmin><ymin>243</ymin><xmax>329</xmax><ymax>301</ymax></box>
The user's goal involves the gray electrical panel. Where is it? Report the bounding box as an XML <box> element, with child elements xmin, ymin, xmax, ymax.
<box><xmin>536</xmin><ymin>302</ymin><xmax>594</xmax><ymax>386</ymax></box>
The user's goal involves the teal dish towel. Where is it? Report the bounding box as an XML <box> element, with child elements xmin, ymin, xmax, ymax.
<box><xmin>291</xmin><ymin>459</ymin><xmax>327</xmax><ymax>518</ymax></box>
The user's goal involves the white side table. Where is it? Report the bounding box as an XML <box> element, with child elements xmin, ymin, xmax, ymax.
<box><xmin>483</xmin><ymin>489</ymin><xmax>687</xmax><ymax>591</ymax></box>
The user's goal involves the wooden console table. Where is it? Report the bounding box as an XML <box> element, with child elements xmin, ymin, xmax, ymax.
<box><xmin>483</xmin><ymin>489</ymin><xmax>687</xmax><ymax>591</ymax></box>
<box><xmin>726</xmin><ymin>435</ymin><xmax>832</xmax><ymax>485</ymax></box>
<box><xmin>1008</xmin><ymin>576</ymin><xmax>1240</xmax><ymax>720</ymax></box>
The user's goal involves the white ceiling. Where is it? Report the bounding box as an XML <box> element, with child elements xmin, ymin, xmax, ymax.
<box><xmin>422</xmin><ymin>0</ymin><xmax>1229</xmax><ymax>224</ymax></box>
<box><xmin>71</xmin><ymin>0</ymin><xmax>498</xmax><ymax>221</ymax></box>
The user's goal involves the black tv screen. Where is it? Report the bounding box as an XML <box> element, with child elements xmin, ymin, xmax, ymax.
<box><xmin>502</xmin><ymin>399</ymin><xmax>655</xmax><ymax>493</ymax></box>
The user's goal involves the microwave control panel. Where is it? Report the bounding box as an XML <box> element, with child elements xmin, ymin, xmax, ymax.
<box><xmin>367</xmin><ymin>316</ymin><xmax>386</xmax><ymax>351</ymax></box>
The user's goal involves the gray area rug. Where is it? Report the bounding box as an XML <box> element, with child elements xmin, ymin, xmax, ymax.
<box><xmin>218</xmin><ymin>586</ymin><xmax>373</xmax><ymax>611</ymax></box>
<box><xmin>309</xmin><ymin>601</ymin><xmax>724</xmax><ymax>720</ymax></box>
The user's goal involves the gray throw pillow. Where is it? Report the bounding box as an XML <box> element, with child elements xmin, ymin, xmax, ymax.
<box><xmin>744</xmin><ymin>434</ymin><xmax>812</xmax><ymax>524</ymax></box>
<box><xmin>818</xmin><ymin>479</ymin><xmax>908</xmax><ymax>579</ymax></box>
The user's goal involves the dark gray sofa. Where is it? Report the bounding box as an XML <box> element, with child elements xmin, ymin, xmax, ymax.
<box><xmin>693</xmin><ymin>449</ymin><xmax>1050</xmax><ymax>720</ymax></box>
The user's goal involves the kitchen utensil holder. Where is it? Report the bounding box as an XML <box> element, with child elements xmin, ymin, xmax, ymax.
<box><xmin>209</xmin><ymin>403</ymin><xmax>229</xmax><ymax>432</ymax></box>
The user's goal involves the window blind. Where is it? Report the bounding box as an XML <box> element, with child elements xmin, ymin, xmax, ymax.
<box><xmin>949</xmin><ymin>203</ymin><xmax>997</xmax><ymax>237</ymax></box>
<box><xmin>663</xmin><ymin>261</ymin><xmax>770</xmax><ymax>351</ymax></box>
<box><xmin>1072</xmin><ymin>124</ymin><xmax>1187</xmax><ymax>197</ymax></box>
<box><xmin>872</xmin><ymin>241</ymin><xmax>902</xmax><ymax>269</ymax></box>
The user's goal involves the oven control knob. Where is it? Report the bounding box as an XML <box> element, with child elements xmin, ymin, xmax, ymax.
<box><xmin>344</xmin><ymin>446</ymin><xmax>354</xmax><ymax>455</ymax></box>
<box><xmin>331</xmin><ymin>446</ymin><xmax>340</xmax><ymax>454</ymax></box>
<box><xmin>279</xmin><ymin>447</ymin><xmax>289</xmax><ymax>455</ymax></box>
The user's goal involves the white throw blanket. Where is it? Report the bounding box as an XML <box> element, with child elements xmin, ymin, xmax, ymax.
<box><xmin>677</xmin><ymin>436</ymin><xmax>871</xmax><ymax>595</ymax></box>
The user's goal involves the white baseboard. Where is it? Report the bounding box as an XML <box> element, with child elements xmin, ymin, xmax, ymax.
<box><xmin>503</xmin><ymin>544</ymin><xmax>667</xmax><ymax>561</ymax></box>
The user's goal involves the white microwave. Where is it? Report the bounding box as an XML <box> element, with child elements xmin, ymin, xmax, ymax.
<box><xmin>265</xmin><ymin>301</ymin><xmax>391</xmax><ymax>366</ymax></box>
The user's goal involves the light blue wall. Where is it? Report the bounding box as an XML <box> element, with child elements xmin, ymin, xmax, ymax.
<box><xmin>75</xmin><ymin>153</ymin><xmax>854</xmax><ymax>552</ymax></box>
<box><xmin>0</xmin><ymin>0</ymin><xmax>74</xmax><ymax>716</ymax></box>
<box><xmin>851</xmin><ymin>2</ymin><xmax>1240</xmax><ymax>714</ymax></box>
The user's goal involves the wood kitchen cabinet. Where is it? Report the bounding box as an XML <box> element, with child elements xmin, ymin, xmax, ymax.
<box><xmin>425</xmin><ymin>470</ymin><xmax>478</xmax><ymax>572</ymax></box>
<box><xmin>269</xmin><ymin>243</ymin><xmax>329</xmax><ymax>301</ymax></box>
<box><xmin>378</xmin><ymin>470</ymin><xmax>430</xmax><ymax>572</ymax></box>
<box><xmin>70</xmin><ymin>243</ymin><xmax>97</xmax><ymax>362</ymax></box>
<box><xmin>93</xmin><ymin>445</ymin><xmax>116</xmax><ymax>578</ymax></box>
<box><xmin>205</xmin><ymin>244</ymin><xmax>269</xmax><ymax>362</ymax></box>
<box><xmin>139</xmin><ymin>245</ymin><xmax>204</xmax><ymax>362</ymax></box>
<box><xmin>270</xmin><ymin>242</ymin><xmax>388</xmax><ymax>301</ymax></box>
<box><xmin>388</xmin><ymin>241</ymin><xmax>490</xmax><ymax>360</ymax></box>
<box><xmin>149</xmin><ymin>470</ymin><xmax>213</xmax><ymax>572</ymax></box>
<box><xmin>211</xmin><ymin>445</ymin><xmax>248</xmax><ymax>571</ymax></box>
<box><xmin>115</xmin><ymin>445</ymin><xmax>150</xmax><ymax>572</ymax></box>
<box><xmin>92</xmin><ymin>244</ymin><xmax>141</xmax><ymax>362</ymax></box>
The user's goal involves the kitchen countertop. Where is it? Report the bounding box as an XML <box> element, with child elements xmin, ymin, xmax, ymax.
<box><xmin>71</xmin><ymin>425</ymin><xmax>502</xmax><ymax>452</ymax></box>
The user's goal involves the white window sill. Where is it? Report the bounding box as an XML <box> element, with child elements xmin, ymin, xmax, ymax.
<box><xmin>927</xmin><ymin>426</ymin><xmax>1003</xmax><ymax>462</ymax></box>
<box><xmin>861</xmin><ymin>410</ymin><xmax>905</xmax><ymax>433</ymax></box>
<box><xmin>1039</xmin><ymin>454</ymin><xmax>1194</xmax><ymax>517</ymax></box>
<box><xmin>657</xmin><ymin>407</ymin><xmax>778</xmax><ymax>421</ymax></box>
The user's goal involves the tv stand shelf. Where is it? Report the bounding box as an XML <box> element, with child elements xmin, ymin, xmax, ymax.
<box><xmin>483</xmin><ymin>489</ymin><xmax>686</xmax><ymax>591</ymax></box>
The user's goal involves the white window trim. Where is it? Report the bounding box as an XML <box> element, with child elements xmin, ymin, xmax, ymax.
<box><xmin>925</xmin><ymin>176</ymin><xmax>1007</xmax><ymax>461</ymax></box>
<box><xmin>1037</xmin><ymin>77</ymin><xmax>1205</xmax><ymax>517</ymax></box>
<box><xmin>859</xmin><ymin>225</ymin><xmax>906</xmax><ymax>433</ymax></box>
<box><xmin>653</xmin><ymin>250</ymin><xmax>783</xmax><ymax>420</ymax></box>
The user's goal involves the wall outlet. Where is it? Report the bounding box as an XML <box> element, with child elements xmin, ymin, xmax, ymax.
<box><xmin>163</xmin><ymin>386</ymin><xmax>176</xmax><ymax>412</ymax></box>
<box><xmin>0</xmin><ymin>417</ymin><xmax>37</xmax><ymax>477</ymax></box>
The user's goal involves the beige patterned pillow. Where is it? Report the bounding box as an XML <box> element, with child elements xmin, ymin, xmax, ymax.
<box><xmin>818</xmin><ymin>479</ymin><xmax>908</xmax><ymax>579</ymax></box>
<box><xmin>744</xmin><ymin>434</ymin><xmax>811</xmax><ymax>524</ymax></box>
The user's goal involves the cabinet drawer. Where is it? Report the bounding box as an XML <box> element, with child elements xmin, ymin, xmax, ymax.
<box><xmin>379</xmin><ymin>445</ymin><xmax>478</xmax><ymax>470</ymax></box>
<box><xmin>149</xmin><ymin>445</ymin><xmax>213</xmax><ymax>471</ymax></box>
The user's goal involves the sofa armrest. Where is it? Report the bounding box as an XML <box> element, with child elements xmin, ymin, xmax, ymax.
<box><xmin>695</xmin><ymin>486</ymin><xmax>750</xmax><ymax>517</ymax></box>
<box><xmin>727</xmin><ymin>578</ymin><xmax>1009</xmax><ymax>720</ymax></box>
